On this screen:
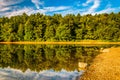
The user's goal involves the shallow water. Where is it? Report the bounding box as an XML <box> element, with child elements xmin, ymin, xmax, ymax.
<box><xmin>0</xmin><ymin>44</ymin><xmax>118</xmax><ymax>80</ymax></box>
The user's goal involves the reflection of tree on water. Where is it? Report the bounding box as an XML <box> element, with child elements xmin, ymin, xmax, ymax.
<box><xmin>0</xmin><ymin>45</ymin><xmax>109</xmax><ymax>72</ymax></box>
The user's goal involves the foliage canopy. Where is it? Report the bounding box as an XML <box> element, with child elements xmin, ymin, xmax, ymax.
<box><xmin>0</xmin><ymin>12</ymin><xmax>120</xmax><ymax>41</ymax></box>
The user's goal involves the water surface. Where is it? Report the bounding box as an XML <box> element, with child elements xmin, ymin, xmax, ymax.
<box><xmin>0</xmin><ymin>44</ymin><xmax>118</xmax><ymax>80</ymax></box>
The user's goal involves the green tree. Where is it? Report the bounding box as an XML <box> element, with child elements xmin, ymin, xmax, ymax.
<box><xmin>34</xmin><ymin>25</ymin><xmax>44</xmax><ymax>41</ymax></box>
<box><xmin>17</xmin><ymin>24</ymin><xmax>24</xmax><ymax>41</ymax></box>
<box><xmin>44</xmin><ymin>25</ymin><xmax>56</xmax><ymax>41</ymax></box>
<box><xmin>24</xmin><ymin>20</ymin><xmax>34</xmax><ymax>41</ymax></box>
<box><xmin>56</xmin><ymin>24</ymin><xmax>72</xmax><ymax>41</ymax></box>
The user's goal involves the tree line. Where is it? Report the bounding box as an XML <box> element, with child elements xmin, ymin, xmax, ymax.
<box><xmin>0</xmin><ymin>12</ymin><xmax>120</xmax><ymax>42</ymax></box>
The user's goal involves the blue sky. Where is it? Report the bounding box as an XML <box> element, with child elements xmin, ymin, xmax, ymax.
<box><xmin>0</xmin><ymin>0</ymin><xmax>120</xmax><ymax>17</ymax></box>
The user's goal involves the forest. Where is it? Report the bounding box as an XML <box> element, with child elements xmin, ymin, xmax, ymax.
<box><xmin>0</xmin><ymin>12</ymin><xmax>120</xmax><ymax>42</ymax></box>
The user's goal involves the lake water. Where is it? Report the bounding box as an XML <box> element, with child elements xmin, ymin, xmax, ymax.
<box><xmin>0</xmin><ymin>44</ymin><xmax>119</xmax><ymax>80</ymax></box>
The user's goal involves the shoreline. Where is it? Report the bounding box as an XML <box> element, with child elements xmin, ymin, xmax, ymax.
<box><xmin>80</xmin><ymin>47</ymin><xmax>120</xmax><ymax>80</ymax></box>
<box><xmin>0</xmin><ymin>41</ymin><xmax>120</xmax><ymax>44</ymax></box>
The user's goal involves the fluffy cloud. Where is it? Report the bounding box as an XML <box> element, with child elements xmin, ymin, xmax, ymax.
<box><xmin>93</xmin><ymin>7</ymin><xmax>120</xmax><ymax>15</ymax></box>
<box><xmin>89</xmin><ymin>0</ymin><xmax>100</xmax><ymax>12</ymax></box>
<box><xmin>0</xmin><ymin>7</ymin><xmax>11</xmax><ymax>12</ymax></box>
<box><xmin>5</xmin><ymin>7</ymin><xmax>33</xmax><ymax>17</ymax></box>
<box><xmin>0</xmin><ymin>0</ymin><xmax>70</xmax><ymax>17</ymax></box>
<box><xmin>0</xmin><ymin>0</ymin><xmax>24</xmax><ymax>6</ymax></box>
<box><xmin>82</xmin><ymin>0</ymin><xmax>100</xmax><ymax>14</ymax></box>
<box><xmin>95</xmin><ymin>8</ymin><xmax>115</xmax><ymax>14</ymax></box>
<box><xmin>44</xmin><ymin>6</ymin><xmax>70</xmax><ymax>12</ymax></box>
<box><xmin>54</xmin><ymin>0</ymin><xmax>119</xmax><ymax>16</ymax></box>
<box><xmin>31</xmin><ymin>0</ymin><xmax>44</xmax><ymax>9</ymax></box>
<box><xmin>53</xmin><ymin>0</ymin><xmax>100</xmax><ymax>16</ymax></box>
<box><xmin>0</xmin><ymin>0</ymin><xmax>120</xmax><ymax>17</ymax></box>
<box><xmin>0</xmin><ymin>0</ymin><xmax>24</xmax><ymax>17</ymax></box>
<box><xmin>0</xmin><ymin>0</ymin><xmax>43</xmax><ymax>17</ymax></box>
<box><xmin>2</xmin><ymin>6</ymin><xmax>71</xmax><ymax>17</ymax></box>
<box><xmin>82</xmin><ymin>0</ymin><xmax>93</xmax><ymax>6</ymax></box>
<box><xmin>3</xmin><ymin>8</ymin><xmax>46</xmax><ymax>17</ymax></box>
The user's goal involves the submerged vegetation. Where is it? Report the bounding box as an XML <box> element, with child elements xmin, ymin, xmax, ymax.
<box><xmin>0</xmin><ymin>12</ymin><xmax>120</xmax><ymax>42</ymax></box>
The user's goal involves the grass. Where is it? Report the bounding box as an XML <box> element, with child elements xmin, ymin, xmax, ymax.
<box><xmin>80</xmin><ymin>47</ymin><xmax>120</xmax><ymax>80</ymax></box>
<box><xmin>0</xmin><ymin>40</ymin><xmax>120</xmax><ymax>44</ymax></box>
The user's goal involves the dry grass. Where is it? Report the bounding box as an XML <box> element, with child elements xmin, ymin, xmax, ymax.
<box><xmin>80</xmin><ymin>47</ymin><xmax>120</xmax><ymax>80</ymax></box>
<box><xmin>0</xmin><ymin>41</ymin><xmax>120</xmax><ymax>44</ymax></box>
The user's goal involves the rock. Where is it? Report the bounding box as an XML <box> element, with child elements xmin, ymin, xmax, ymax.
<box><xmin>78</xmin><ymin>62</ymin><xmax>87</xmax><ymax>71</ymax></box>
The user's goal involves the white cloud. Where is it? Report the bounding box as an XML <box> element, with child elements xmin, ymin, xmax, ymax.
<box><xmin>0</xmin><ymin>7</ymin><xmax>11</xmax><ymax>12</ymax></box>
<box><xmin>82</xmin><ymin>0</ymin><xmax>100</xmax><ymax>15</ymax></box>
<box><xmin>95</xmin><ymin>8</ymin><xmax>115</xmax><ymax>14</ymax></box>
<box><xmin>0</xmin><ymin>0</ymin><xmax>45</xmax><ymax>17</ymax></box>
<box><xmin>4</xmin><ymin>7</ymin><xmax>32</xmax><ymax>17</ymax></box>
<box><xmin>0</xmin><ymin>0</ymin><xmax>119</xmax><ymax>17</ymax></box>
<box><xmin>4</xmin><ymin>7</ymin><xmax>46</xmax><ymax>17</ymax></box>
<box><xmin>44</xmin><ymin>6</ymin><xmax>70</xmax><ymax>12</ymax></box>
<box><xmin>57</xmin><ymin>0</ymin><xmax>100</xmax><ymax>16</ymax></box>
<box><xmin>28</xmin><ymin>9</ymin><xmax>46</xmax><ymax>15</ymax></box>
<box><xmin>3</xmin><ymin>6</ymin><xmax>71</xmax><ymax>17</ymax></box>
<box><xmin>82</xmin><ymin>0</ymin><xmax>93</xmax><ymax>6</ymax></box>
<box><xmin>54</xmin><ymin>2</ymin><xmax>120</xmax><ymax>16</ymax></box>
<box><xmin>31</xmin><ymin>0</ymin><xmax>44</xmax><ymax>9</ymax></box>
<box><xmin>93</xmin><ymin>7</ymin><xmax>120</xmax><ymax>15</ymax></box>
<box><xmin>0</xmin><ymin>0</ymin><xmax>24</xmax><ymax>6</ymax></box>
<box><xmin>89</xmin><ymin>0</ymin><xmax>100</xmax><ymax>12</ymax></box>
<box><xmin>0</xmin><ymin>0</ymin><xmax>24</xmax><ymax>16</ymax></box>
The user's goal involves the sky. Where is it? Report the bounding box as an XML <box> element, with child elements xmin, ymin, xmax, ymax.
<box><xmin>0</xmin><ymin>0</ymin><xmax>120</xmax><ymax>17</ymax></box>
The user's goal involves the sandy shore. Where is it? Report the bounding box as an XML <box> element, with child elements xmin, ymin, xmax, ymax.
<box><xmin>80</xmin><ymin>47</ymin><xmax>120</xmax><ymax>80</ymax></box>
<box><xmin>0</xmin><ymin>41</ymin><xmax>120</xmax><ymax>44</ymax></box>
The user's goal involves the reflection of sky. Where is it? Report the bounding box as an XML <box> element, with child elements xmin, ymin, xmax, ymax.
<box><xmin>0</xmin><ymin>67</ymin><xmax>84</xmax><ymax>80</ymax></box>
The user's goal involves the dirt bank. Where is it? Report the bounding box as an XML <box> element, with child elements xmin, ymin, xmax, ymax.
<box><xmin>80</xmin><ymin>47</ymin><xmax>120</xmax><ymax>80</ymax></box>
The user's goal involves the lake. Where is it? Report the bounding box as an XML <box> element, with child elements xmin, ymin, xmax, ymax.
<box><xmin>0</xmin><ymin>44</ymin><xmax>119</xmax><ymax>80</ymax></box>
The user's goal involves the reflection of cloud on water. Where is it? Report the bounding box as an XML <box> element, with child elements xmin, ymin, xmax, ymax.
<box><xmin>0</xmin><ymin>67</ymin><xmax>83</xmax><ymax>80</ymax></box>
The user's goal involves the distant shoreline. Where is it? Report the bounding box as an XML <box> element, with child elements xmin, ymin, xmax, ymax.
<box><xmin>0</xmin><ymin>41</ymin><xmax>120</xmax><ymax>44</ymax></box>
